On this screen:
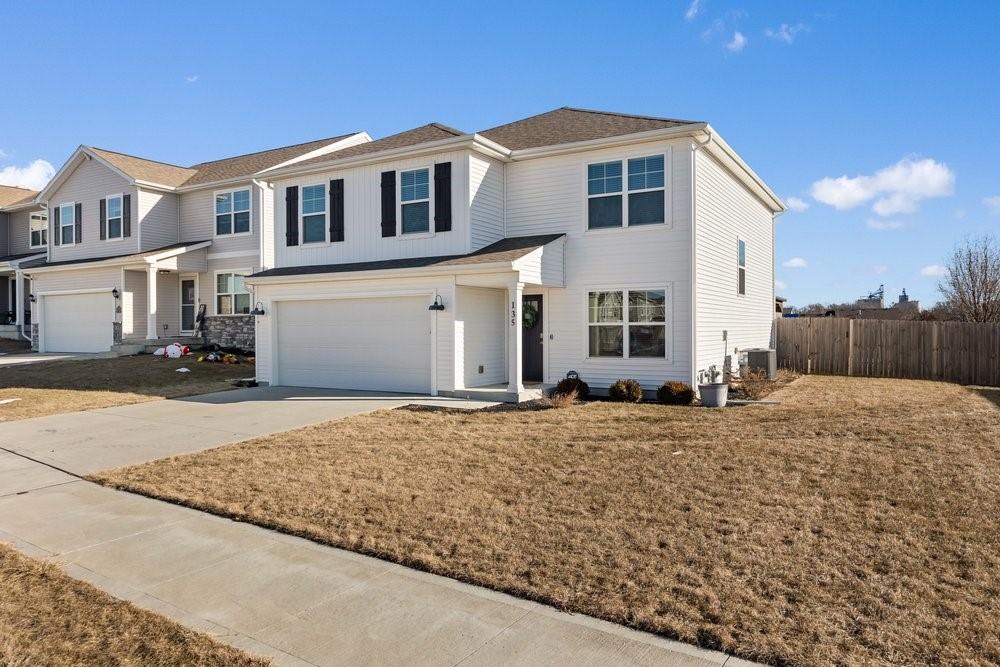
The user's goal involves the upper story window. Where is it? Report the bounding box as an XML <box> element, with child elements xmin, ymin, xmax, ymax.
<box><xmin>737</xmin><ymin>239</ymin><xmax>747</xmax><ymax>296</ymax></box>
<box><xmin>106</xmin><ymin>195</ymin><xmax>123</xmax><ymax>239</ymax></box>
<box><xmin>588</xmin><ymin>288</ymin><xmax>667</xmax><ymax>358</ymax></box>
<box><xmin>59</xmin><ymin>203</ymin><xmax>75</xmax><ymax>245</ymax></box>
<box><xmin>215</xmin><ymin>188</ymin><xmax>251</xmax><ymax>236</ymax></box>
<box><xmin>587</xmin><ymin>154</ymin><xmax>666</xmax><ymax>229</ymax></box>
<box><xmin>29</xmin><ymin>213</ymin><xmax>48</xmax><ymax>248</ymax></box>
<box><xmin>400</xmin><ymin>168</ymin><xmax>430</xmax><ymax>234</ymax></box>
<box><xmin>301</xmin><ymin>184</ymin><xmax>327</xmax><ymax>244</ymax></box>
<box><xmin>216</xmin><ymin>271</ymin><xmax>250</xmax><ymax>315</ymax></box>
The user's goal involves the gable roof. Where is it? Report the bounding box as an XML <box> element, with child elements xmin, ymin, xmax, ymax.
<box><xmin>0</xmin><ymin>185</ymin><xmax>39</xmax><ymax>209</ymax></box>
<box><xmin>88</xmin><ymin>148</ymin><xmax>197</xmax><ymax>188</ymax></box>
<box><xmin>285</xmin><ymin>124</ymin><xmax>464</xmax><ymax>171</ymax></box>
<box><xmin>182</xmin><ymin>134</ymin><xmax>359</xmax><ymax>186</ymax></box>
<box><xmin>478</xmin><ymin>107</ymin><xmax>701</xmax><ymax>150</ymax></box>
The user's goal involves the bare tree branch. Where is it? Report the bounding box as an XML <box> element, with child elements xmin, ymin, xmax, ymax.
<box><xmin>938</xmin><ymin>235</ymin><xmax>1000</xmax><ymax>322</ymax></box>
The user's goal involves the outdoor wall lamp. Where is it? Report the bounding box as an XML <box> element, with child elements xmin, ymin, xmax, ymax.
<box><xmin>29</xmin><ymin>294</ymin><xmax>36</xmax><ymax>303</ymax></box>
<box><xmin>112</xmin><ymin>288</ymin><xmax>120</xmax><ymax>300</ymax></box>
<box><xmin>428</xmin><ymin>295</ymin><xmax>445</xmax><ymax>311</ymax></box>
<box><xmin>250</xmin><ymin>302</ymin><xmax>266</xmax><ymax>316</ymax></box>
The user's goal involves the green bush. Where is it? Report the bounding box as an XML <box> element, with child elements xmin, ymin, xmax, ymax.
<box><xmin>609</xmin><ymin>378</ymin><xmax>643</xmax><ymax>402</ymax></box>
<box><xmin>657</xmin><ymin>381</ymin><xmax>695</xmax><ymax>405</ymax></box>
<box><xmin>554</xmin><ymin>377</ymin><xmax>590</xmax><ymax>399</ymax></box>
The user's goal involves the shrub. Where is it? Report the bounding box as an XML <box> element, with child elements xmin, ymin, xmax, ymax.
<box><xmin>734</xmin><ymin>368</ymin><xmax>776</xmax><ymax>400</ymax></box>
<box><xmin>657</xmin><ymin>381</ymin><xmax>695</xmax><ymax>405</ymax></box>
<box><xmin>545</xmin><ymin>388</ymin><xmax>578</xmax><ymax>409</ymax></box>
<box><xmin>555</xmin><ymin>377</ymin><xmax>590</xmax><ymax>399</ymax></box>
<box><xmin>609</xmin><ymin>379</ymin><xmax>643</xmax><ymax>403</ymax></box>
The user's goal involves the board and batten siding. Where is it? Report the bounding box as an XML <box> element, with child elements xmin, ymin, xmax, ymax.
<box><xmin>47</xmin><ymin>158</ymin><xmax>139</xmax><ymax>262</ymax></box>
<box><xmin>178</xmin><ymin>182</ymin><xmax>263</xmax><ymax>255</ymax></box>
<box><xmin>504</xmin><ymin>139</ymin><xmax>694</xmax><ymax>389</ymax></box>
<box><xmin>455</xmin><ymin>286</ymin><xmax>506</xmax><ymax>387</ymax></box>
<box><xmin>138</xmin><ymin>189</ymin><xmax>179</xmax><ymax>251</ymax></box>
<box><xmin>260</xmin><ymin>184</ymin><xmax>275</xmax><ymax>269</ymax></box>
<box><xmin>694</xmin><ymin>149</ymin><xmax>775</xmax><ymax>376</ymax></box>
<box><xmin>468</xmin><ymin>154</ymin><xmax>504</xmax><ymax>251</ymax></box>
<box><xmin>271</xmin><ymin>150</ymin><xmax>470</xmax><ymax>269</ymax></box>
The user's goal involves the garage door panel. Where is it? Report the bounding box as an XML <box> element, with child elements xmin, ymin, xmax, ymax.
<box><xmin>277</xmin><ymin>297</ymin><xmax>432</xmax><ymax>393</ymax></box>
<box><xmin>43</xmin><ymin>292</ymin><xmax>114</xmax><ymax>353</ymax></box>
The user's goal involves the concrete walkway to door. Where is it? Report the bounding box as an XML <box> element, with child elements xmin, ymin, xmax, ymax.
<box><xmin>0</xmin><ymin>388</ymin><xmax>755</xmax><ymax>666</ymax></box>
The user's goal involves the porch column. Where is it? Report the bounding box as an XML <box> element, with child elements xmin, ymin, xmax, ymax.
<box><xmin>507</xmin><ymin>279</ymin><xmax>524</xmax><ymax>394</ymax></box>
<box><xmin>146</xmin><ymin>264</ymin><xmax>158</xmax><ymax>340</ymax></box>
<box><xmin>14</xmin><ymin>269</ymin><xmax>24</xmax><ymax>327</ymax></box>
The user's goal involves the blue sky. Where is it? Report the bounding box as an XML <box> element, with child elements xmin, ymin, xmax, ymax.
<box><xmin>2</xmin><ymin>1</ymin><xmax>997</xmax><ymax>306</ymax></box>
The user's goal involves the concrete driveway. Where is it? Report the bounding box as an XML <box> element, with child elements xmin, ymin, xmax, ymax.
<box><xmin>0</xmin><ymin>351</ymin><xmax>87</xmax><ymax>367</ymax></box>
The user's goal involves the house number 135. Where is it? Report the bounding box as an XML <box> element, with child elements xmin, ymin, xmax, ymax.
<box><xmin>511</xmin><ymin>301</ymin><xmax>516</xmax><ymax>326</ymax></box>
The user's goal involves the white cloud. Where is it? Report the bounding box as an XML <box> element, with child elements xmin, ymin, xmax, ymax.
<box><xmin>871</xmin><ymin>264</ymin><xmax>889</xmax><ymax>275</ymax></box>
<box><xmin>984</xmin><ymin>196</ymin><xmax>1000</xmax><ymax>214</ymax></box>
<box><xmin>0</xmin><ymin>159</ymin><xmax>55</xmax><ymax>191</ymax></box>
<box><xmin>920</xmin><ymin>264</ymin><xmax>947</xmax><ymax>277</ymax></box>
<box><xmin>765</xmin><ymin>23</ymin><xmax>808</xmax><ymax>43</ymax></box>
<box><xmin>775</xmin><ymin>279</ymin><xmax>787</xmax><ymax>290</ymax></box>
<box><xmin>782</xmin><ymin>257</ymin><xmax>808</xmax><ymax>269</ymax></box>
<box><xmin>726</xmin><ymin>31</ymin><xmax>747</xmax><ymax>52</ymax></box>
<box><xmin>785</xmin><ymin>196</ymin><xmax>809</xmax><ymax>212</ymax></box>
<box><xmin>685</xmin><ymin>0</ymin><xmax>701</xmax><ymax>20</ymax></box>
<box><xmin>184</xmin><ymin>75</ymin><xmax>199</xmax><ymax>83</ymax></box>
<box><xmin>866</xmin><ymin>218</ymin><xmax>904</xmax><ymax>231</ymax></box>
<box><xmin>810</xmin><ymin>157</ymin><xmax>954</xmax><ymax>216</ymax></box>
<box><xmin>0</xmin><ymin>149</ymin><xmax>8</xmax><ymax>160</ymax></box>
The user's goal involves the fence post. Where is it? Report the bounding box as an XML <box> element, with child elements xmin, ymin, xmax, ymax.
<box><xmin>847</xmin><ymin>319</ymin><xmax>854</xmax><ymax>377</ymax></box>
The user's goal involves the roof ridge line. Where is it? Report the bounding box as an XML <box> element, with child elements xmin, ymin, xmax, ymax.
<box><xmin>88</xmin><ymin>146</ymin><xmax>194</xmax><ymax>172</ymax></box>
<box><xmin>560</xmin><ymin>106</ymin><xmax>704</xmax><ymax>125</ymax></box>
<box><xmin>187</xmin><ymin>133</ymin><xmax>361</xmax><ymax>168</ymax></box>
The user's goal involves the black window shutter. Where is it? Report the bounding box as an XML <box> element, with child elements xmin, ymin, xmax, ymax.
<box><xmin>434</xmin><ymin>162</ymin><xmax>452</xmax><ymax>232</ymax></box>
<box><xmin>329</xmin><ymin>179</ymin><xmax>344</xmax><ymax>243</ymax></box>
<box><xmin>74</xmin><ymin>203</ymin><xmax>82</xmax><ymax>242</ymax></box>
<box><xmin>285</xmin><ymin>186</ymin><xmax>299</xmax><ymax>246</ymax></box>
<box><xmin>99</xmin><ymin>198</ymin><xmax>107</xmax><ymax>240</ymax></box>
<box><xmin>123</xmin><ymin>194</ymin><xmax>131</xmax><ymax>237</ymax></box>
<box><xmin>53</xmin><ymin>206</ymin><xmax>60</xmax><ymax>246</ymax></box>
<box><xmin>380</xmin><ymin>171</ymin><xmax>396</xmax><ymax>237</ymax></box>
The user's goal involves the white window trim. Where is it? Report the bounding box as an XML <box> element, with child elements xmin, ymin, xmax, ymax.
<box><xmin>213</xmin><ymin>268</ymin><xmax>252</xmax><ymax>316</ymax></box>
<box><xmin>58</xmin><ymin>202</ymin><xmax>76</xmax><ymax>246</ymax></box>
<box><xmin>397</xmin><ymin>166</ymin><xmax>434</xmax><ymax>238</ymax></box>
<box><xmin>737</xmin><ymin>238</ymin><xmax>747</xmax><ymax>297</ymax></box>
<box><xmin>213</xmin><ymin>187</ymin><xmax>253</xmax><ymax>238</ymax></box>
<box><xmin>583</xmin><ymin>148</ymin><xmax>671</xmax><ymax>234</ymax></box>
<box><xmin>583</xmin><ymin>284</ymin><xmax>672</xmax><ymax>362</ymax></box>
<box><xmin>105</xmin><ymin>193</ymin><xmax>125</xmax><ymax>242</ymax></box>
<box><xmin>29</xmin><ymin>212</ymin><xmax>48</xmax><ymax>249</ymax></box>
<box><xmin>299</xmin><ymin>183</ymin><xmax>329</xmax><ymax>246</ymax></box>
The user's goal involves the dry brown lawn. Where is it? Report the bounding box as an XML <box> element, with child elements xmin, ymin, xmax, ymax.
<box><xmin>0</xmin><ymin>542</ymin><xmax>267</xmax><ymax>666</ymax></box>
<box><xmin>93</xmin><ymin>376</ymin><xmax>1000</xmax><ymax>666</ymax></box>
<box><xmin>0</xmin><ymin>338</ymin><xmax>30</xmax><ymax>355</ymax></box>
<box><xmin>0</xmin><ymin>355</ymin><xmax>252</xmax><ymax>422</ymax></box>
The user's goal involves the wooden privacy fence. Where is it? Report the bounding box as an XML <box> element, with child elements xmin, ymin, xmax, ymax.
<box><xmin>775</xmin><ymin>317</ymin><xmax>1000</xmax><ymax>386</ymax></box>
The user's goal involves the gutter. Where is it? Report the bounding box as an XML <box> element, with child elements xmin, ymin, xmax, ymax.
<box><xmin>245</xmin><ymin>260</ymin><xmax>519</xmax><ymax>286</ymax></box>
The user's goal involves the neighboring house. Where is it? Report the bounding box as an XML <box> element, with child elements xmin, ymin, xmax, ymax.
<box><xmin>22</xmin><ymin>133</ymin><xmax>370</xmax><ymax>353</ymax></box>
<box><xmin>247</xmin><ymin>108</ymin><xmax>784</xmax><ymax>400</ymax></box>
<box><xmin>0</xmin><ymin>185</ymin><xmax>47</xmax><ymax>341</ymax></box>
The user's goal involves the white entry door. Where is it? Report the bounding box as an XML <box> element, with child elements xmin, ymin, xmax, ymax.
<box><xmin>42</xmin><ymin>292</ymin><xmax>114</xmax><ymax>352</ymax></box>
<box><xmin>276</xmin><ymin>296</ymin><xmax>432</xmax><ymax>393</ymax></box>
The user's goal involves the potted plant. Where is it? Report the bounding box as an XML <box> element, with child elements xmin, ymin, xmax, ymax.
<box><xmin>698</xmin><ymin>365</ymin><xmax>728</xmax><ymax>408</ymax></box>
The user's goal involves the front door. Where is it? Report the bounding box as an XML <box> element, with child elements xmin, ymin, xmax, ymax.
<box><xmin>181</xmin><ymin>277</ymin><xmax>197</xmax><ymax>333</ymax></box>
<box><xmin>522</xmin><ymin>295</ymin><xmax>543</xmax><ymax>382</ymax></box>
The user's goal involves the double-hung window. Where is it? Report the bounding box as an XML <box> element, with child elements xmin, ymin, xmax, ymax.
<box><xmin>29</xmin><ymin>213</ymin><xmax>48</xmax><ymax>248</ymax></box>
<box><xmin>59</xmin><ymin>203</ymin><xmax>75</xmax><ymax>245</ymax></box>
<box><xmin>587</xmin><ymin>154</ymin><xmax>666</xmax><ymax>229</ymax></box>
<box><xmin>400</xmin><ymin>168</ymin><xmax>430</xmax><ymax>234</ymax></box>
<box><xmin>106</xmin><ymin>195</ymin><xmax>123</xmax><ymax>239</ymax></box>
<box><xmin>216</xmin><ymin>272</ymin><xmax>250</xmax><ymax>315</ymax></box>
<box><xmin>301</xmin><ymin>185</ymin><xmax>326</xmax><ymax>243</ymax></box>
<box><xmin>215</xmin><ymin>188</ymin><xmax>251</xmax><ymax>236</ymax></box>
<box><xmin>737</xmin><ymin>239</ymin><xmax>747</xmax><ymax>296</ymax></box>
<box><xmin>588</xmin><ymin>289</ymin><xmax>667</xmax><ymax>358</ymax></box>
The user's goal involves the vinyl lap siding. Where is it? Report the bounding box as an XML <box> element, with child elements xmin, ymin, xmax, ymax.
<box><xmin>468</xmin><ymin>154</ymin><xmax>504</xmax><ymax>251</ymax></box>
<box><xmin>694</xmin><ymin>149</ymin><xmax>774</xmax><ymax>376</ymax></box>
<box><xmin>178</xmin><ymin>183</ymin><xmax>262</xmax><ymax>255</ymax></box>
<box><xmin>122</xmin><ymin>269</ymin><xmax>147</xmax><ymax>338</ymax></box>
<box><xmin>138</xmin><ymin>189</ymin><xmax>179</xmax><ymax>251</ymax></box>
<box><xmin>203</xmin><ymin>256</ymin><xmax>260</xmax><ymax>317</ymax></box>
<box><xmin>7</xmin><ymin>210</ymin><xmax>36</xmax><ymax>255</ymax></box>
<box><xmin>455</xmin><ymin>286</ymin><xmax>505</xmax><ymax>387</ymax></box>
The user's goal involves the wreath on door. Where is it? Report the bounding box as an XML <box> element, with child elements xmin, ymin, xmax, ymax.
<box><xmin>522</xmin><ymin>302</ymin><xmax>540</xmax><ymax>329</ymax></box>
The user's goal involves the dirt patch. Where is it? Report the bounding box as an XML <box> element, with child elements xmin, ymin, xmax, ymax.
<box><xmin>93</xmin><ymin>376</ymin><xmax>1000</xmax><ymax>666</ymax></box>
<box><xmin>0</xmin><ymin>542</ymin><xmax>267</xmax><ymax>666</ymax></box>
<box><xmin>0</xmin><ymin>338</ymin><xmax>30</xmax><ymax>355</ymax></box>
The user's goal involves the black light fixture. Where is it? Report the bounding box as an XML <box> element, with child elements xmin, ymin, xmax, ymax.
<box><xmin>428</xmin><ymin>295</ymin><xmax>445</xmax><ymax>311</ymax></box>
<box><xmin>250</xmin><ymin>301</ymin><xmax>266</xmax><ymax>316</ymax></box>
<box><xmin>112</xmin><ymin>288</ymin><xmax>120</xmax><ymax>299</ymax></box>
<box><xmin>565</xmin><ymin>370</ymin><xmax>579</xmax><ymax>380</ymax></box>
<box><xmin>29</xmin><ymin>294</ymin><xmax>36</xmax><ymax>303</ymax></box>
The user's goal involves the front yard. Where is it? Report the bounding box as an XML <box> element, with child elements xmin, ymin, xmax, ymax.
<box><xmin>93</xmin><ymin>376</ymin><xmax>1000</xmax><ymax>666</ymax></box>
<box><xmin>0</xmin><ymin>355</ymin><xmax>252</xmax><ymax>422</ymax></box>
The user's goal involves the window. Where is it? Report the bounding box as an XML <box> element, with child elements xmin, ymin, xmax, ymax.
<box><xmin>59</xmin><ymin>203</ymin><xmax>75</xmax><ymax>245</ymax></box>
<box><xmin>29</xmin><ymin>213</ymin><xmax>48</xmax><ymax>248</ymax></box>
<box><xmin>587</xmin><ymin>154</ymin><xmax>666</xmax><ymax>229</ymax></box>
<box><xmin>216</xmin><ymin>272</ymin><xmax>250</xmax><ymax>315</ymax></box>
<box><xmin>301</xmin><ymin>184</ymin><xmax>326</xmax><ymax>244</ymax></box>
<box><xmin>215</xmin><ymin>188</ymin><xmax>251</xmax><ymax>235</ymax></box>
<box><xmin>106</xmin><ymin>195</ymin><xmax>123</xmax><ymax>239</ymax></box>
<box><xmin>588</xmin><ymin>288</ymin><xmax>667</xmax><ymax>358</ymax></box>
<box><xmin>737</xmin><ymin>239</ymin><xmax>747</xmax><ymax>296</ymax></box>
<box><xmin>400</xmin><ymin>168</ymin><xmax>430</xmax><ymax>234</ymax></box>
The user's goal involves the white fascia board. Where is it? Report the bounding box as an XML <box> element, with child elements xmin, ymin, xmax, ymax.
<box><xmin>34</xmin><ymin>147</ymin><xmax>94</xmax><ymax>202</ymax></box>
<box><xmin>0</xmin><ymin>200</ymin><xmax>46</xmax><ymax>213</ymax></box>
<box><xmin>175</xmin><ymin>177</ymin><xmax>253</xmax><ymax>194</ymax></box>
<box><xmin>245</xmin><ymin>260</ymin><xmax>517</xmax><ymax>286</ymax></box>
<box><xmin>144</xmin><ymin>240</ymin><xmax>212</xmax><ymax>262</ymax></box>
<box><xmin>701</xmin><ymin>126</ymin><xmax>785</xmax><ymax>212</ymax></box>
<box><xmin>1</xmin><ymin>253</ymin><xmax>46</xmax><ymax>270</ymax></box>
<box><xmin>26</xmin><ymin>241</ymin><xmax>212</xmax><ymax>275</ymax></box>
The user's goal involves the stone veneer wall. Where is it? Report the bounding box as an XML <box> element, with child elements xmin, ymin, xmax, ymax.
<box><xmin>31</xmin><ymin>323</ymin><xmax>38</xmax><ymax>351</ymax></box>
<box><xmin>202</xmin><ymin>315</ymin><xmax>255</xmax><ymax>352</ymax></box>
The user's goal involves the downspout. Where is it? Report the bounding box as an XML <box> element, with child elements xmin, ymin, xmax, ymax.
<box><xmin>16</xmin><ymin>268</ymin><xmax>31</xmax><ymax>343</ymax></box>
<box><xmin>690</xmin><ymin>128</ymin><xmax>712</xmax><ymax>388</ymax></box>
<box><xmin>252</xmin><ymin>178</ymin><xmax>268</xmax><ymax>270</ymax></box>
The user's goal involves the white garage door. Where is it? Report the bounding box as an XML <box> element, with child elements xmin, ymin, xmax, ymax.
<box><xmin>43</xmin><ymin>292</ymin><xmax>114</xmax><ymax>353</ymax></box>
<box><xmin>277</xmin><ymin>296</ymin><xmax>432</xmax><ymax>393</ymax></box>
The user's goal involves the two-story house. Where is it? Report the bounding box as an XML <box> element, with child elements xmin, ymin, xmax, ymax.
<box><xmin>0</xmin><ymin>185</ymin><xmax>47</xmax><ymax>341</ymax></box>
<box><xmin>247</xmin><ymin>108</ymin><xmax>784</xmax><ymax>400</ymax></box>
<box><xmin>23</xmin><ymin>133</ymin><xmax>370</xmax><ymax>353</ymax></box>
